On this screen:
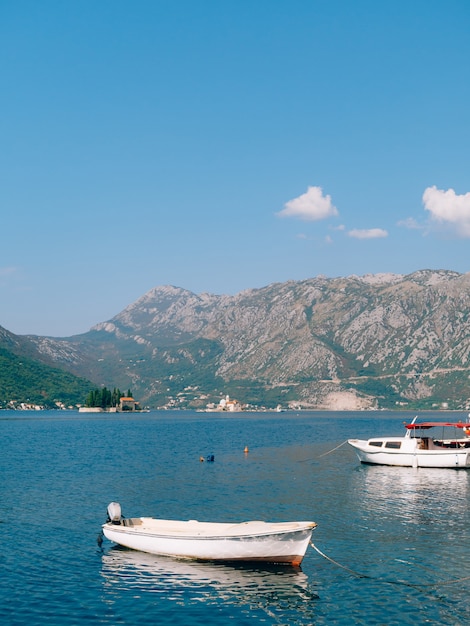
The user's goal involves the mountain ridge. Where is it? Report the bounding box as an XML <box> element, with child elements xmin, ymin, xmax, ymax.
<box><xmin>3</xmin><ymin>269</ymin><xmax>470</xmax><ymax>410</ymax></box>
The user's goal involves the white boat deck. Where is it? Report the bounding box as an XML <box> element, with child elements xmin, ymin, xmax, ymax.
<box><xmin>120</xmin><ymin>517</ymin><xmax>316</xmax><ymax>538</ymax></box>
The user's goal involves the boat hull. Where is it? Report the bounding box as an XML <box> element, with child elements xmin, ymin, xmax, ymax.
<box><xmin>348</xmin><ymin>439</ymin><xmax>470</xmax><ymax>468</ymax></box>
<box><xmin>102</xmin><ymin>517</ymin><xmax>316</xmax><ymax>566</ymax></box>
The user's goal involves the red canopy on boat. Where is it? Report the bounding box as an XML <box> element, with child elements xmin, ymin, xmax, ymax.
<box><xmin>405</xmin><ymin>422</ymin><xmax>468</xmax><ymax>430</ymax></box>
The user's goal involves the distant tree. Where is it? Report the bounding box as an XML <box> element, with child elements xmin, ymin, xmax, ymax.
<box><xmin>100</xmin><ymin>387</ymin><xmax>111</xmax><ymax>409</ymax></box>
<box><xmin>85</xmin><ymin>389</ymin><xmax>99</xmax><ymax>407</ymax></box>
<box><xmin>111</xmin><ymin>387</ymin><xmax>122</xmax><ymax>407</ymax></box>
<box><xmin>85</xmin><ymin>387</ymin><xmax>122</xmax><ymax>408</ymax></box>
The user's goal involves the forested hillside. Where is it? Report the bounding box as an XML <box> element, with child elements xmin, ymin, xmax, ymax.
<box><xmin>0</xmin><ymin>346</ymin><xmax>92</xmax><ymax>409</ymax></box>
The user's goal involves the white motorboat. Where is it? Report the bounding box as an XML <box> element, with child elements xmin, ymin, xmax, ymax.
<box><xmin>102</xmin><ymin>502</ymin><xmax>316</xmax><ymax>566</ymax></box>
<box><xmin>348</xmin><ymin>418</ymin><xmax>470</xmax><ymax>468</ymax></box>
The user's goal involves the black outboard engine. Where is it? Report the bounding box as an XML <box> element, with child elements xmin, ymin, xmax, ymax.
<box><xmin>107</xmin><ymin>502</ymin><xmax>123</xmax><ymax>525</ymax></box>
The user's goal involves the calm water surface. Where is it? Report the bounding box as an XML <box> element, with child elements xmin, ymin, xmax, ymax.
<box><xmin>1</xmin><ymin>410</ymin><xmax>469</xmax><ymax>625</ymax></box>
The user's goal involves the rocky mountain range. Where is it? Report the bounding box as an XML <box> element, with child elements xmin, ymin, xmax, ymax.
<box><xmin>4</xmin><ymin>268</ymin><xmax>469</xmax><ymax>411</ymax></box>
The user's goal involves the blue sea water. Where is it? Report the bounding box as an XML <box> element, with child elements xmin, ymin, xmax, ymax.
<box><xmin>1</xmin><ymin>410</ymin><xmax>469</xmax><ymax>625</ymax></box>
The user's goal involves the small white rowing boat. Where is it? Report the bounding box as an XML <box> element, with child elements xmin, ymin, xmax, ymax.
<box><xmin>348</xmin><ymin>417</ymin><xmax>470</xmax><ymax>468</ymax></box>
<box><xmin>102</xmin><ymin>502</ymin><xmax>317</xmax><ymax>566</ymax></box>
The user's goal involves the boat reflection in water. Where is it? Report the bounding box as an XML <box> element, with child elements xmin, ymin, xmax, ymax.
<box><xmin>338</xmin><ymin>464</ymin><xmax>470</xmax><ymax>586</ymax></box>
<box><xmin>101</xmin><ymin>546</ymin><xmax>319</xmax><ymax>613</ymax></box>
<box><xmin>359</xmin><ymin>463</ymin><xmax>469</xmax><ymax>524</ymax></box>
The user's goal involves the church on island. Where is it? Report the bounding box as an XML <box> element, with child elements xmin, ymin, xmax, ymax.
<box><xmin>205</xmin><ymin>395</ymin><xmax>243</xmax><ymax>412</ymax></box>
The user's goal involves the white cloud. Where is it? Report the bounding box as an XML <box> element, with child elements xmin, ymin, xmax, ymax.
<box><xmin>397</xmin><ymin>217</ymin><xmax>423</xmax><ymax>230</ymax></box>
<box><xmin>348</xmin><ymin>228</ymin><xmax>388</xmax><ymax>240</ymax></box>
<box><xmin>423</xmin><ymin>186</ymin><xmax>470</xmax><ymax>237</ymax></box>
<box><xmin>277</xmin><ymin>186</ymin><xmax>338</xmax><ymax>221</ymax></box>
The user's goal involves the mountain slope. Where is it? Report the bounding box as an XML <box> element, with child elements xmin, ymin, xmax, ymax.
<box><xmin>0</xmin><ymin>326</ymin><xmax>93</xmax><ymax>408</ymax></box>
<box><xmin>21</xmin><ymin>270</ymin><xmax>470</xmax><ymax>410</ymax></box>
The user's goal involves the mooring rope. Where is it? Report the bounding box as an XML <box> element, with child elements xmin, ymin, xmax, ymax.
<box><xmin>299</xmin><ymin>439</ymin><xmax>349</xmax><ymax>462</ymax></box>
<box><xmin>310</xmin><ymin>541</ymin><xmax>371</xmax><ymax>579</ymax></box>
<box><xmin>317</xmin><ymin>440</ymin><xmax>349</xmax><ymax>458</ymax></box>
<box><xmin>310</xmin><ymin>541</ymin><xmax>470</xmax><ymax>588</ymax></box>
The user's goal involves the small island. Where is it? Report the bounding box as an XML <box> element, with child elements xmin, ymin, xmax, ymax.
<box><xmin>78</xmin><ymin>387</ymin><xmax>140</xmax><ymax>413</ymax></box>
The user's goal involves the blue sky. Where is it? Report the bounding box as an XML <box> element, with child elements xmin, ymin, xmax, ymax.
<box><xmin>1</xmin><ymin>0</ymin><xmax>470</xmax><ymax>336</ymax></box>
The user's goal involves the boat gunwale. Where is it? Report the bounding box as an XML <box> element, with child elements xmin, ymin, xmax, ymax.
<box><xmin>102</xmin><ymin>519</ymin><xmax>317</xmax><ymax>541</ymax></box>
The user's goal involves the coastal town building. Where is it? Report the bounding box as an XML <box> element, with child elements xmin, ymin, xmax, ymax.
<box><xmin>119</xmin><ymin>396</ymin><xmax>139</xmax><ymax>411</ymax></box>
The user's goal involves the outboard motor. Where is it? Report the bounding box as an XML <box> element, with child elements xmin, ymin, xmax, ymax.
<box><xmin>107</xmin><ymin>502</ymin><xmax>122</xmax><ymax>525</ymax></box>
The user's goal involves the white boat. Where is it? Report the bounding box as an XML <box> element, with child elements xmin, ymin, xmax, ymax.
<box><xmin>102</xmin><ymin>502</ymin><xmax>316</xmax><ymax>566</ymax></box>
<box><xmin>348</xmin><ymin>418</ymin><xmax>470</xmax><ymax>468</ymax></box>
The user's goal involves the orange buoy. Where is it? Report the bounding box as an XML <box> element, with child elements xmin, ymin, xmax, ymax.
<box><xmin>244</xmin><ymin>446</ymin><xmax>249</xmax><ymax>454</ymax></box>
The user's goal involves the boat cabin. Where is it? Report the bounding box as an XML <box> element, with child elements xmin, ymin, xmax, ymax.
<box><xmin>366</xmin><ymin>424</ymin><xmax>470</xmax><ymax>451</ymax></box>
